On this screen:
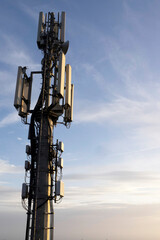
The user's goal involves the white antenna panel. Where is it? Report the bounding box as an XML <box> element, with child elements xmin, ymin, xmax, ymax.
<box><xmin>64</xmin><ymin>84</ymin><xmax>74</xmax><ymax>122</ymax></box>
<box><xmin>14</xmin><ymin>66</ymin><xmax>23</xmax><ymax>109</ymax></box>
<box><xmin>57</xmin><ymin>52</ymin><xmax>65</xmax><ymax>98</ymax></box>
<box><xmin>56</xmin><ymin>181</ymin><xmax>64</xmax><ymax>197</ymax></box>
<box><xmin>37</xmin><ymin>12</ymin><xmax>45</xmax><ymax>49</ymax></box>
<box><xmin>19</xmin><ymin>77</ymin><xmax>29</xmax><ymax>117</ymax></box>
<box><xmin>70</xmin><ymin>84</ymin><xmax>74</xmax><ymax>121</ymax></box>
<box><xmin>58</xmin><ymin>141</ymin><xmax>64</xmax><ymax>152</ymax></box>
<box><xmin>60</xmin><ymin>12</ymin><xmax>66</xmax><ymax>42</ymax></box>
<box><xmin>65</xmin><ymin>64</ymin><xmax>71</xmax><ymax>107</ymax></box>
<box><xmin>57</xmin><ymin>158</ymin><xmax>63</xmax><ymax>168</ymax></box>
<box><xmin>54</xmin><ymin>22</ymin><xmax>59</xmax><ymax>39</ymax></box>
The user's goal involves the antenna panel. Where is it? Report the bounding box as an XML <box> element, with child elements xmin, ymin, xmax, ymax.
<box><xmin>25</xmin><ymin>161</ymin><xmax>31</xmax><ymax>171</ymax></box>
<box><xmin>53</xmin><ymin>22</ymin><xmax>59</xmax><ymax>39</ymax></box>
<box><xmin>65</xmin><ymin>64</ymin><xmax>71</xmax><ymax>107</ymax></box>
<box><xmin>60</xmin><ymin>12</ymin><xmax>66</xmax><ymax>42</ymax></box>
<box><xmin>57</xmin><ymin>52</ymin><xmax>66</xmax><ymax>98</ymax></box>
<box><xmin>70</xmin><ymin>84</ymin><xmax>74</xmax><ymax>121</ymax></box>
<box><xmin>22</xmin><ymin>183</ymin><xmax>28</xmax><ymax>199</ymax></box>
<box><xmin>58</xmin><ymin>141</ymin><xmax>64</xmax><ymax>152</ymax></box>
<box><xmin>57</xmin><ymin>158</ymin><xmax>63</xmax><ymax>168</ymax></box>
<box><xmin>64</xmin><ymin>84</ymin><xmax>74</xmax><ymax>122</ymax></box>
<box><xmin>26</xmin><ymin>145</ymin><xmax>31</xmax><ymax>155</ymax></box>
<box><xmin>19</xmin><ymin>76</ymin><xmax>30</xmax><ymax>117</ymax></box>
<box><xmin>37</xmin><ymin>12</ymin><xmax>45</xmax><ymax>49</ymax></box>
<box><xmin>56</xmin><ymin>181</ymin><xmax>64</xmax><ymax>197</ymax></box>
<box><xmin>14</xmin><ymin>66</ymin><xmax>23</xmax><ymax>109</ymax></box>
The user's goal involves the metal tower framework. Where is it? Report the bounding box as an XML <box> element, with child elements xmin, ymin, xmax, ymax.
<box><xmin>14</xmin><ymin>11</ymin><xmax>74</xmax><ymax>240</ymax></box>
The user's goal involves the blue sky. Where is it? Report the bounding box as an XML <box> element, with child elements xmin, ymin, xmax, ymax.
<box><xmin>1</xmin><ymin>0</ymin><xmax>160</xmax><ymax>239</ymax></box>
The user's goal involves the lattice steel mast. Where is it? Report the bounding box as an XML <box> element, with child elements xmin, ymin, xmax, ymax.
<box><xmin>14</xmin><ymin>11</ymin><xmax>74</xmax><ymax>240</ymax></box>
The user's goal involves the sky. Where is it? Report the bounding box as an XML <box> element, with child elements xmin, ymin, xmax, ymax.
<box><xmin>1</xmin><ymin>0</ymin><xmax>160</xmax><ymax>239</ymax></box>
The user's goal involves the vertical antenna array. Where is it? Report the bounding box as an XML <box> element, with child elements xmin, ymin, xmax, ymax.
<box><xmin>14</xmin><ymin>11</ymin><xmax>74</xmax><ymax>240</ymax></box>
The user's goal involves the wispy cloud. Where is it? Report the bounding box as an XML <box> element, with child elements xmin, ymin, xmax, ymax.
<box><xmin>61</xmin><ymin>159</ymin><xmax>160</xmax><ymax>208</ymax></box>
<box><xmin>0</xmin><ymin>159</ymin><xmax>23</xmax><ymax>174</ymax></box>
<box><xmin>60</xmin><ymin>179</ymin><xmax>160</xmax><ymax>208</ymax></box>
<box><xmin>55</xmin><ymin>203</ymin><xmax>160</xmax><ymax>240</ymax></box>
<box><xmin>0</xmin><ymin>112</ymin><xmax>19</xmax><ymax>128</ymax></box>
<box><xmin>0</xmin><ymin>71</ymin><xmax>16</xmax><ymax>96</ymax></box>
<box><xmin>0</xmin><ymin>32</ymin><xmax>40</xmax><ymax>69</ymax></box>
<box><xmin>0</xmin><ymin>185</ymin><xmax>22</xmax><ymax>212</ymax></box>
<box><xmin>19</xmin><ymin>3</ymin><xmax>39</xmax><ymax>22</ymax></box>
<box><xmin>0</xmin><ymin>31</ymin><xmax>41</xmax><ymax>109</ymax></box>
<box><xmin>75</xmin><ymin>97</ymin><xmax>160</xmax><ymax>127</ymax></box>
<box><xmin>81</xmin><ymin>62</ymin><xmax>112</xmax><ymax>94</ymax></box>
<box><xmin>64</xmin><ymin>170</ymin><xmax>160</xmax><ymax>182</ymax></box>
<box><xmin>17</xmin><ymin>137</ymin><xmax>22</xmax><ymax>141</ymax></box>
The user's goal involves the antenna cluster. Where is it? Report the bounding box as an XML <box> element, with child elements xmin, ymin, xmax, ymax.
<box><xmin>14</xmin><ymin>11</ymin><xmax>74</xmax><ymax>126</ymax></box>
<box><xmin>13</xmin><ymin>11</ymin><xmax>74</xmax><ymax>240</ymax></box>
<box><xmin>22</xmin><ymin>140</ymin><xmax>64</xmax><ymax>203</ymax></box>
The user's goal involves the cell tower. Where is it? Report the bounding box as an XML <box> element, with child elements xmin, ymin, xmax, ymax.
<box><xmin>14</xmin><ymin>11</ymin><xmax>74</xmax><ymax>240</ymax></box>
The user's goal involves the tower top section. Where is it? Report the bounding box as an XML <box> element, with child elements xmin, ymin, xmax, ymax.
<box><xmin>37</xmin><ymin>12</ymin><xmax>69</xmax><ymax>55</ymax></box>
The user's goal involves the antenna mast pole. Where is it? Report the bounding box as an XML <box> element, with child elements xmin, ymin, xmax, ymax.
<box><xmin>14</xmin><ymin>11</ymin><xmax>74</xmax><ymax>240</ymax></box>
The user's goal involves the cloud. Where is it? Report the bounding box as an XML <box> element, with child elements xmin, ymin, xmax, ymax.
<box><xmin>55</xmin><ymin>203</ymin><xmax>160</xmax><ymax>240</ymax></box>
<box><xmin>0</xmin><ymin>185</ymin><xmax>20</xmax><ymax>204</ymax></box>
<box><xmin>72</xmin><ymin>1</ymin><xmax>160</xmax><ymax>126</ymax></box>
<box><xmin>73</xmin><ymin>21</ymin><xmax>160</xmax><ymax>127</ymax></box>
<box><xmin>0</xmin><ymin>112</ymin><xmax>19</xmax><ymax>128</ymax></box>
<box><xmin>0</xmin><ymin>31</ymin><xmax>41</xmax><ymax>108</ymax></box>
<box><xmin>107</xmin><ymin>170</ymin><xmax>159</xmax><ymax>182</ymax></box>
<box><xmin>17</xmin><ymin>137</ymin><xmax>22</xmax><ymax>141</ymax></box>
<box><xmin>61</xmin><ymin>161</ymin><xmax>160</xmax><ymax>208</ymax></box>
<box><xmin>0</xmin><ymin>71</ymin><xmax>17</xmax><ymax>96</ymax></box>
<box><xmin>81</xmin><ymin>62</ymin><xmax>111</xmax><ymax>93</ymax></box>
<box><xmin>74</xmin><ymin>97</ymin><xmax>160</xmax><ymax>127</ymax></box>
<box><xmin>19</xmin><ymin>2</ymin><xmax>39</xmax><ymax>22</ymax></box>
<box><xmin>64</xmin><ymin>170</ymin><xmax>160</xmax><ymax>182</ymax></box>
<box><xmin>0</xmin><ymin>210</ymin><xmax>25</xmax><ymax>240</ymax></box>
<box><xmin>0</xmin><ymin>32</ymin><xmax>39</xmax><ymax>111</ymax></box>
<box><xmin>0</xmin><ymin>159</ymin><xmax>23</xmax><ymax>174</ymax></box>
<box><xmin>0</xmin><ymin>32</ymin><xmax>40</xmax><ymax>69</ymax></box>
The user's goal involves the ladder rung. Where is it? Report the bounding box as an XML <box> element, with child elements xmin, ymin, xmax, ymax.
<box><xmin>44</xmin><ymin>212</ymin><xmax>54</xmax><ymax>215</ymax></box>
<box><xmin>44</xmin><ymin>227</ymin><xmax>54</xmax><ymax>229</ymax></box>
